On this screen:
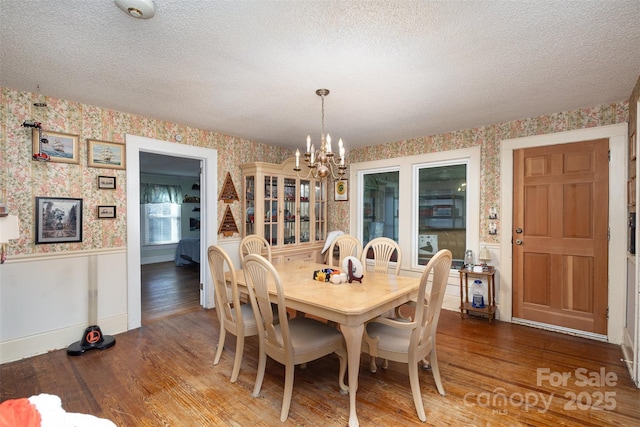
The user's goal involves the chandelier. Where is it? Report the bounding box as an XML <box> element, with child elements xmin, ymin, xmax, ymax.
<box><xmin>294</xmin><ymin>89</ymin><xmax>347</xmax><ymax>180</ymax></box>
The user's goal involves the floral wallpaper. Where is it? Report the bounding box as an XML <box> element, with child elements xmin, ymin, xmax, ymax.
<box><xmin>0</xmin><ymin>87</ymin><xmax>290</xmax><ymax>256</ymax></box>
<box><xmin>0</xmin><ymin>86</ymin><xmax>630</xmax><ymax>258</ymax></box>
<box><xmin>328</xmin><ymin>101</ymin><xmax>629</xmax><ymax>242</ymax></box>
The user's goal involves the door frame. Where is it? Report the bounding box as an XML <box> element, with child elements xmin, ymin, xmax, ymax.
<box><xmin>125</xmin><ymin>134</ymin><xmax>218</xmax><ymax>330</ymax></box>
<box><xmin>500</xmin><ymin>123</ymin><xmax>628</xmax><ymax>344</ymax></box>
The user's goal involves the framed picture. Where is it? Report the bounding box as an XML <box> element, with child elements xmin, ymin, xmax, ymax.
<box><xmin>97</xmin><ymin>205</ymin><xmax>116</xmax><ymax>219</ymax></box>
<box><xmin>334</xmin><ymin>179</ymin><xmax>348</xmax><ymax>201</ymax></box>
<box><xmin>35</xmin><ymin>197</ymin><xmax>83</xmax><ymax>244</ymax></box>
<box><xmin>98</xmin><ymin>175</ymin><xmax>116</xmax><ymax>189</ymax></box>
<box><xmin>32</xmin><ymin>130</ymin><xmax>79</xmax><ymax>164</ymax></box>
<box><xmin>87</xmin><ymin>139</ymin><xmax>126</xmax><ymax>170</ymax></box>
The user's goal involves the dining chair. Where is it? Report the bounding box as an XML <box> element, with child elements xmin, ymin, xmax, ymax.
<box><xmin>208</xmin><ymin>245</ymin><xmax>258</xmax><ymax>383</ymax></box>
<box><xmin>239</xmin><ymin>234</ymin><xmax>272</xmax><ymax>262</ymax></box>
<box><xmin>239</xmin><ymin>234</ymin><xmax>288</xmax><ymax>320</ymax></box>
<box><xmin>242</xmin><ymin>254</ymin><xmax>348</xmax><ymax>422</ymax></box>
<box><xmin>361</xmin><ymin>237</ymin><xmax>401</xmax><ymax>275</ymax></box>
<box><xmin>361</xmin><ymin>236</ymin><xmax>403</xmax><ymax>324</ymax></box>
<box><xmin>361</xmin><ymin>249</ymin><xmax>452</xmax><ymax>422</ymax></box>
<box><xmin>327</xmin><ymin>234</ymin><xmax>363</xmax><ymax>268</ymax></box>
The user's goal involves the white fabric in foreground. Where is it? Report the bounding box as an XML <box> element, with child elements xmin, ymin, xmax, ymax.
<box><xmin>322</xmin><ymin>230</ymin><xmax>344</xmax><ymax>253</ymax></box>
<box><xmin>28</xmin><ymin>394</ymin><xmax>116</xmax><ymax>427</ymax></box>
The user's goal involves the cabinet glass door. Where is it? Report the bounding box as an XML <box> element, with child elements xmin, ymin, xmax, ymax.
<box><xmin>300</xmin><ymin>179</ymin><xmax>310</xmax><ymax>243</ymax></box>
<box><xmin>264</xmin><ymin>175</ymin><xmax>278</xmax><ymax>246</ymax></box>
<box><xmin>314</xmin><ymin>180</ymin><xmax>326</xmax><ymax>241</ymax></box>
<box><xmin>283</xmin><ymin>178</ymin><xmax>296</xmax><ymax>245</ymax></box>
<box><xmin>245</xmin><ymin>175</ymin><xmax>255</xmax><ymax>236</ymax></box>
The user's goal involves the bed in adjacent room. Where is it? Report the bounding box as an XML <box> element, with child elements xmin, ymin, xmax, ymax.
<box><xmin>174</xmin><ymin>237</ymin><xmax>200</xmax><ymax>266</ymax></box>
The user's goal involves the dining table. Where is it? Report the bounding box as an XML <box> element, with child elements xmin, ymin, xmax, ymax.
<box><xmin>230</xmin><ymin>261</ymin><xmax>421</xmax><ymax>427</ymax></box>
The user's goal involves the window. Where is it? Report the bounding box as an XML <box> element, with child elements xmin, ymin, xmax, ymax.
<box><xmin>361</xmin><ymin>171</ymin><xmax>399</xmax><ymax>247</ymax></box>
<box><xmin>350</xmin><ymin>147</ymin><xmax>480</xmax><ymax>272</ymax></box>
<box><xmin>141</xmin><ymin>202</ymin><xmax>181</xmax><ymax>245</ymax></box>
<box><xmin>416</xmin><ymin>162</ymin><xmax>467</xmax><ymax>268</ymax></box>
<box><xmin>140</xmin><ymin>182</ymin><xmax>183</xmax><ymax>245</ymax></box>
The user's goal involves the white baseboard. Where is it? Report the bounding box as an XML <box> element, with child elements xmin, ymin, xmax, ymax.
<box><xmin>622</xmin><ymin>327</ymin><xmax>638</xmax><ymax>387</ymax></box>
<box><xmin>442</xmin><ymin>294</ymin><xmax>460</xmax><ymax>312</ymax></box>
<box><xmin>141</xmin><ymin>255</ymin><xmax>174</xmax><ymax>265</ymax></box>
<box><xmin>0</xmin><ymin>314</ymin><xmax>128</xmax><ymax>364</ymax></box>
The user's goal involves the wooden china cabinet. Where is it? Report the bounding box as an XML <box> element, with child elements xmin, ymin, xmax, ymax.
<box><xmin>240</xmin><ymin>157</ymin><xmax>327</xmax><ymax>264</ymax></box>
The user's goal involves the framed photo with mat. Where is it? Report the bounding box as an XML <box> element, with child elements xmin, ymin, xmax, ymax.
<box><xmin>35</xmin><ymin>197</ymin><xmax>83</xmax><ymax>244</ymax></box>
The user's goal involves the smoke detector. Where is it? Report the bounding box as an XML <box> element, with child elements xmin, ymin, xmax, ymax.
<box><xmin>114</xmin><ymin>0</ymin><xmax>155</xmax><ymax>19</ymax></box>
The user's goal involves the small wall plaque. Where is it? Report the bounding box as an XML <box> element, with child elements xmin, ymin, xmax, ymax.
<box><xmin>218</xmin><ymin>205</ymin><xmax>239</xmax><ymax>236</ymax></box>
<box><xmin>219</xmin><ymin>172</ymin><xmax>239</xmax><ymax>203</ymax></box>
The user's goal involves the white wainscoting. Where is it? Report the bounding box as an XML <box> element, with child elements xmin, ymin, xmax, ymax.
<box><xmin>0</xmin><ymin>248</ymin><xmax>128</xmax><ymax>364</ymax></box>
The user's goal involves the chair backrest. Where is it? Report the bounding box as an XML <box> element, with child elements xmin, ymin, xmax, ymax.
<box><xmin>327</xmin><ymin>234</ymin><xmax>363</xmax><ymax>267</ymax></box>
<box><xmin>242</xmin><ymin>254</ymin><xmax>291</xmax><ymax>355</ymax></box>
<box><xmin>412</xmin><ymin>249</ymin><xmax>452</xmax><ymax>351</ymax></box>
<box><xmin>361</xmin><ymin>237</ymin><xmax>402</xmax><ymax>275</ymax></box>
<box><xmin>239</xmin><ymin>235</ymin><xmax>272</xmax><ymax>262</ymax></box>
<box><xmin>208</xmin><ymin>245</ymin><xmax>243</xmax><ymax>329</ymax></box>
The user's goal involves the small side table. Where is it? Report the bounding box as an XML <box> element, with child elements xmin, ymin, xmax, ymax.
<box><xmin>459</xmin><ymin>266</ymin><xmax>496</xmax><ymax>324</ymax></box>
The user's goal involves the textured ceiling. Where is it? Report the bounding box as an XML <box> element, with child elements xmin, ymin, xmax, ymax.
<box><xmin>1</xmin><ymin>0</ymin><xmax>639</xmax><ymax>157</ymax></box>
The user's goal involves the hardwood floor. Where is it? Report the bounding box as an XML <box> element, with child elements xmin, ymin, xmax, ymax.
<box><xmin>2</xmin><ymin>307</ymin><xmax>639</xmax><ymax>426</ymax></box>
<box><xmin>141</xmin><ymin>261</ymin><xmax>202</xmax><ymax>325</ymax></box>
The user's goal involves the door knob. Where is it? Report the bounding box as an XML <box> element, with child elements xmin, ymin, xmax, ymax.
<box><xmin>515</xmin><ymin>239</ymin><xmax>523</xmax><ymax>245</ymax></box>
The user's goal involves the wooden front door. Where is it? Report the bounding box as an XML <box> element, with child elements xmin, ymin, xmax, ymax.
<box><xmin>512</xmin><ymin>139</ymin><xmax>609</xmax><ymax>335</ymax></box>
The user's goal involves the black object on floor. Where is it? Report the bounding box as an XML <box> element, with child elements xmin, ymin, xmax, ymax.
<box><xmin>67</xmin><ymin>325</ymin><xmax>116</xmax><ymax>356</ymax></box>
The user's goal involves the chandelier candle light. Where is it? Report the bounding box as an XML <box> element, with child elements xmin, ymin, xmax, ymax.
<box><xmin>294</xmin><ymin>89</ymin><xmax>347</xmax><ymax>180</ymax></box>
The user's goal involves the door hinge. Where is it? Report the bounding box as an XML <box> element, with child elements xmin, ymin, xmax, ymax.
<box><xmin>608</xmin><ymin>227</ymin><xmax>610</xmax><ymax>241</ymax></box>
<box><xmin>607</xmin><ymin>307</ymin><xmax>609</xmax><ymax>319</ymax></box>
<box><xmin>608</xmin><ymin>149</ymin><xmax>611</xmax><ymax>161</ymax></box>
<box><xmin>200</xmin><ymin>282</ymin><xmax>204</xmax><ymax>290</ymax></box>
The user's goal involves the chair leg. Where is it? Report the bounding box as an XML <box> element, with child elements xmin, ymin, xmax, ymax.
<box><xmin>213</xmin><ymin>327</ymin><xmax>226</xmax><ymax>365</ymax></box>
<box><xmin>230</xmin><ymin>334</ymin><xmax>244</xmax><ymax>383</ymax></box>
<box><xmin>363</xmin><ymin>331</ymin><xmax>379</xmax><ymax>373</ymax></box>
<box><xmin>408</xmin><ymin>360</ymin><xmax>427</xmax><ymax>422</ymax></box>
<box><xmin>252</xmin><ymin>350</ymin><xmax>266</xmax><ymax>397</ymax></box>
<box><xmin>421</xmin><ymin>358</ymin><xmax>431</xmax><ymax>370</ymax></box>
<box><xmin>335</xmin><ymin>348</ymin><xmax>349</xmax><ymax>394</ymax></box>
<box><xmin>369</xmin><ymin>356</ymin><xmax>377</xmax><ymax>373</ymax></box>
<box><xmin>280</xmin><ymin>362</ymin><xmax>295</xmax><ymax>422</ymax></box>
<box><xmin>429</xmin><ymin>348</ymin><xmax>445</xmax><ymax>396</ymax></box>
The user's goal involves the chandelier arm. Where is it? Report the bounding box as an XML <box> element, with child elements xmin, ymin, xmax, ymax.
<box><xmin>294</xmin><ymin>166</ymin><xmax>315</xmax><ymax>180</ymax></box>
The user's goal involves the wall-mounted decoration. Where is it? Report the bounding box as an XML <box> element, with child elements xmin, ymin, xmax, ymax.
<box><xmin>183</xmin><ymin>195</ymin><xmax>200</xmax><ymax>203</ymax></box>
<box><xmin>98</xmin><ymin>175</ymin><xmax>116</xmax><ymax>190</ymax></box>
<box><xmin>35</xmin><ymin>197</ymin><xmax>83</xmax><ymax>244</ymax></box>
<box><xmin>334</xmin><ymin>179</ymin><xmax>348</xmax><ymax>201</ymax></box>
<box><xmin>488</xmin><ymin>207</ymin><xmax>498</xmax><ymax>219</ymax></box>
<box><xmin>32</xmin><ymin>129</ymin><xmax>79</xmax><ymax>164</ymax></box>
<box><xmin>218</xmin><ymin>205</ymin><xmax>238</xmax><ymax>236</ymax></box>
<box><xmin>219</xmin><ymin>172</ymin><xmax>239</xmax><ymax>203</ymax></box>
<box><xmin>97</xmin><ymin>205</ymin><xmax>116</xmax><ymax>219</ymax></box>
<box><xmin>88</xmin><ymin>139</ymin><xmax>126</xmax><ymax>170</ymax></box>
<box><xmin>190</xmin><ymin>217</ymin><xmax>200</xmax><ymax>230</ymax></box>
<box><xmin>488</xmin><ymin>221</ymin><xmax>497</xmax><ymax>235</ymax></box>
